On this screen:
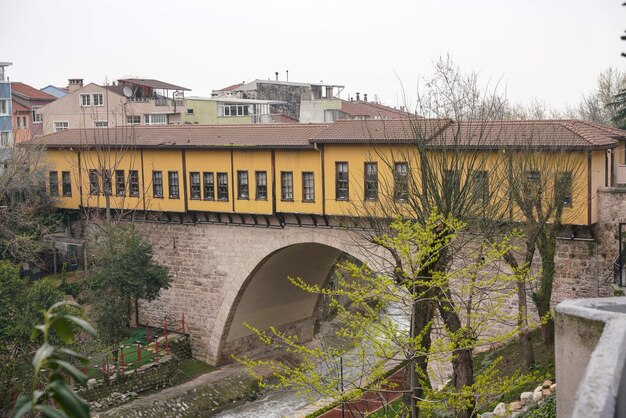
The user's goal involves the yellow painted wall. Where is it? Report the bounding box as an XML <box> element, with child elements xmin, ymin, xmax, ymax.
<box><xmin>275</xmin><ymin>149</ymin><xmax>323</xmax><ymax>214</ymax></box>
<box><xmin>46</xmin><ymin>149</ymin><xmax>81</xmax><ymax>209</ymax></box>
<box><xmin>43</xmin><ymin>144</ymin><xmax>602</xmax><ymax>226</ymax></box>
<box><xmin>185</xmin><ymin>149</ymin><xmax>233</xmax><ymax>213</ymax></box>
<box><xmin>79</xmin><ymin>149</ymin><xmax>146</xmax><ymax>212</ymax></box>
<box><xmin>233</xmin><ymin>150</ymin><xmax>273</xmax><ymax>214</ymax></box>
<box><xmin>141</xmin><ymin>150</ymin><xmax>185</xmax><ymax>213</ymax></box>
<box><xmin>181</xmin><ymin>100</ymin><xmax>218</xmax><ymax>125</ymax></box>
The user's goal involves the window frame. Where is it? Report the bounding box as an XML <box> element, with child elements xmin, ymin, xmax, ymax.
<box><xmin>255</xmin><ymin>171</ymin><xmax>267</xmax><ymax>200</ymax></box>
<box><xmin>93</xmin><ymin>121</ymin><xmax>108</xmax><ymax>128</ymax></box>
<box><xmin>302</xmin><ymin>172</ymin><xmax>315</xmax><ymax>202</ymax></box>
<box><xmin>281</xmin><ymin>171</ymin><xmax>294</xmax><ymax>201</ymax></box>
<box><xmin>335</xmin><ymin>162</ymin><xmax>349</xmax><ymax>201</ymax></box>
<box><xmin>129</xmin><ymin>170</ymin><xmax>139</xmax><ymax>197</ymax></box>
<box><xmin>364</xmin><ymin>162</ymin><xmax>378</xmax><ymax>201</ymax></box>
<box><xmin>61</xmin><ymin>171</ymin><xmax>72</xmax><ymax>197</ymax></box>
<box><xmin>471</xmin><ymin>170</ymin><xmax>489</xmax><ymax>204</ymax></box>
<box><xmin>53</xmin><ymin>121</ymin><xmax>69</xmax><ymax>132</ymax></box>
<box><xmin>115</xmin><ymin>170</ymin><xmax>125</xmax><ymax>197</ymax></box>
<box><xmin>394</xmin><ymin>162</ymin><xmax>409</xmax><ymax>202</ymax></box>
<box><xmin>49</xmin><ymin>171</ymin><xmax>59</xmax><ymax>197</ymax></box>
<box><xmin>217</xmin><ymin>172</ymin><xmax>229</xmax><ymax>201</ymax></box>
<box><xmin>126</xmin><ymin>115</ymin><xmax>141</xmax><ymax>125</ymax></box>
<box><xmin>190</xmin><ymin>172</ymin><xmax>201</xmax><ymax>200</ymax></box>
<box><xmin>144</xmin><ymin>114</ymin><xmax>168</xmax><ymax>126</ymax></box>
<box><xmin>88</xmin><ymin>169</ymin><xmax>99</xmax><ymax>195</ymax></box>
<box><xmin>79</xmin><ymin>94</ymin><xmax>91</xmax><ymax>107</ymax></box>
<box><xmin>203</xmin><ymin>172</ymin><xmax>215</xmax><ymax>200</ymax></box>
<box><xmin>556</xmin><ymin>171</ymin><xmax>573</xmax><ymax>208</ymax></box>
<box><xmin>102</xmin><ymin>169</ymin><xmax>112</xmax><ymax>196</ymax></box>
<box><xmin>168</xmin><ymin>171</ymin><xmax>180</xmax><ymax>199</ymax></box>
<box><xmin>92</xmin><ymin>93</ymin><xmax>104</xmax><ymax>106</ymax></box>
<box><xmin>152</xmin><ymin>171</ymin><xmax>163</xmax><ymax>198</ymax></box>
<box><xmin>0</xmin><ymin>99</ymin><xmax>9</xmax><ymax>115</ymax></box>
<box><xmin>237</xmin><ymin>170</ymin><xmax>249</xmax><ymax>200</ymax></box>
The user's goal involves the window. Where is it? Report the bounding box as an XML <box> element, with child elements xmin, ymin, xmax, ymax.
<box><xmin>144</xmin><ymin>114</ymin><xmax>167</xmax><ymax>125</ymax></box>
<box><xmin>203</xmin><ymin>172</ymin><xmax>215</xmax><ymax>200</ymax></box>
<box><xmin>152</xmin><ymin>171</ymin><xmax>163</xmax><ymax>198</ymax></box>
<box><xmin>102</xmin><ymin>170</ymin><xmax>112</xmax><ymax>196</ymax></box>
<box><xmin>524</xmin><ymin>170</ymin><xmax>541</xmax><ymax>200</ymax></box>
<box><xmin>0</xmin><ymin>132</ymin><xmax>9</xmax><ymax>147</ymax></box>
<box><xmin>217</xmin><ymin>173</ymin><xmax>228</xmax><ymax>201</ymax></box>
<box><xmin>364</xmin><ymin>162</ymin><xmax>378</xmax><ymax>201</ymax></box>
<box><xmin>88</xmin><ymin>170</ymin><xmax>99</xmax><ymax>195</ymax></box>
<box><xmin>79</xmin><ymin>94</ymin><xmax>91</xmax><ymax>106</ymax></box>
<box><xmin>32</xmin><ymin>108</ymin><xmax>43</xmax><ymax>123</ymax></box>
<box><xmin>472</xmin><ymin>171</ymin><xmax>489</xmax><ymax>204</ymax></box>
<box><xmin>303</xmin><ymin>172</ymin><xmax>315</xmax><ymax>202</ymax></box>
<box><xmin>126</xmin><ymin>115</ymin><xmax>141</xmax><ymax>125</ymax></box>
<box><xmin>168</xmin><ymin>171</ymin><xmax>179</xmax><ymax>199</ymax></box>
<box><xmin>219</xmin><ymin>103</ymin><xmax>250</xmax><ymax>117</ymax></box>
<box><xmin>17</xmin><ymin>116</ymin><xmax>22</xmax><ymax>128</ymax></box>
<box><xmin>93</xmin><ymin>93</ymin><xmax>104</xmax><ymax>106</ymax></box>
<box><xmin>53</xmin><ymin>121</ymin><xmax>69</xmax><ymax>132</ymax></box>
<box><xmin>49</xmin><ymin>171</ymin><xmax>59</xmax><ymax>196</ymax></box>
<box><xmin>394</xmin><ymin>162</ymin><xmax>408</xmax><ymax>201</ymax></box>
<box><xmin>237</xmin><ymin>171</ymin><xmax>249</xmax><ymax>199</ymax></box>
<box><xmin>116</xmin><ymin>170</ymin><xmax>125</xmax><ymax>196</ymax></box>
<box><xmin>62</xmin><ymin>171</ymin><xmax>72</xmax><ymax>197</ymax></box>
<box><xmin>336</xmin><ymin>162</ymin><xmax>348</xmax><ymax>200</ymax></box>
<box><xmin>443</xmin><ymin>169</ymin><xmax>460</xmax><ymax>199</ymax></box>
<box><xmin>281</xmin><ymin>172</ymin><xmax>293</xmax><ymax>201</ymax></box>
<box><xmin>186</xmin><ymin>108</ymin><xmax>194</xmax><ymax>114</ymax></box>
<box><xmin>22</xmin><ymin>116</ymin><xmax>28</xmax><ymax>128</ymax></box>
<box><xmin>556</xmin><ymin>171</ymin><xmax>573</xmax><ymax>207</ymax></box>
<box><xmin>94</xmin><ymin>121</ymin><xmax>108</xmax><ymax>128</ymax></box>
<box><xmin>129</xmin><ymin>170</ymin><xmax>139</xmax><ymax>197</ymax></box>
<box><xmin>0</xmin><ymin>99</ymin><xmax>8</xmax><ymax>115</ymax></box>
<box><xmin>256</xmin><ymin>171</ymin><xmax>267</xmax><ymax>200</ymax></box>
<box><xmin>190</xmin><ymin>172</ymin><xmax>201</xmax><ymax>199</ymax></box>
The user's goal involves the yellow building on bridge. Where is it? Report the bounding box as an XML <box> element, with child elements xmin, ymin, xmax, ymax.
<box><xmin>35</xmin><ymin>118</ymin><xmax>626</xmax><ymax>227</ymax></box>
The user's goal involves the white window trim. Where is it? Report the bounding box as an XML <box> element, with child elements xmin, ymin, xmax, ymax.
<box><xmin>53</xmin><ymin>121</ymin><xmax>69</xmax><ymax>132</ymax></box>
<box><xmin>144</xmin><ymin>114</ymin><xmax>168</xmax><ymax>126</ymax></box>
<box><xmin>93</xmin><ymin>121</ymin><xmax>108</xmax><ymax>128</ymax></box>
<box><xmin>126</xmin><ymin>115</ymin><xmax>141</xmax><ymax>125</ymax></box>
<box><xmin>32</xmin><ymin>107</ymin><xmax>43</xmax><ymax>123</ymax></box>
<box><xmin>0</xmin><ymin>131</ymin><xmax>12</xmax><ymax>147</ymax></box>
<box><xmin>79</xmin><ymin>93</ymin><xmax>91</xmax><ymax>107</ymax></box>
<box><xmin>92</xmin><ymin>92</ymin><xmax>104</xmax><ymax>107</ymax></box>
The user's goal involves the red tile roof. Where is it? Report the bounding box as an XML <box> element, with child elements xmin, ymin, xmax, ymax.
<box><xmin>32</xmin><ymin>124</ymin><xmax>329</xmax><ymax>149</ymax></box>
<box><xmin>340</xmin><ymin>100</ymin><xmax>410</xmax><ymax>119</ymax></box>
<box><xmin>310</xmin><ymin>118</ymin><xmax>452</xmax><ymax>143</ymax></box>
<box><xmin>11</xmin><ymin>82</ymin><xmax>57</xmax><ymax>101</ymax></box>
<box><xmin>31</xmin><ymin>119</ymin><xmax>625</xmax><ymax>151</ymax></box>
<box><xmin>310</xmin><ymin>119</ymin><xmax>625</xmax><ymax>150</ymax></box>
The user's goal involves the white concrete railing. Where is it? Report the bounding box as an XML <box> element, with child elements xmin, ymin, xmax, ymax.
<box><xmin>555</xmin><ymin>297</ymin><xmax>626</xmax><ymax>417</ymax></box>
<box><xmin>617</xmin><ymin>165</ymin><xmax>626</xmax><ymax>186</ymax></box>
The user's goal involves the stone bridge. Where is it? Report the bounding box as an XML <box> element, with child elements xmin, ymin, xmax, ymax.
<box><xmin>130</xmin><ymin>204</ymin><xmax>621</xmax><ymax>366</ymax></box>
<box><xmin>135</xmin><ymin>222</ymin><xmax>392</xmax><ymax>365</ymax></box>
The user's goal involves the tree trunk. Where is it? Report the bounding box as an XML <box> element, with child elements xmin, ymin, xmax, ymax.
<box><xmin>436</xmin><ymin>291</ymin><xmax>475</xmax><ymax>418</ymax></box>
<box><xmin>535</xmin><ymin>234</ymin><xmax>556</xmax><ymax>345</ymax></box>
<box><xmin>405</xmin><ymin>288</ymin><xmax>434</xmax><ymax>418</ymax></box>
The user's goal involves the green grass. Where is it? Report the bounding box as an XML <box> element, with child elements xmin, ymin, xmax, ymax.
<box><xmin>85</xmin><ymin>327</ymin><xmax>165</xmax><ymax>380</ymax></box>
<box><xmin>172</xmin><ymin>359</ymin><xmax>215</xmax><ymax>384</ymax></box>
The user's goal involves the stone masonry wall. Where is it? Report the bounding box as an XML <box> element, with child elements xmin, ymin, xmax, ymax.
<box><xmin>131</xmin><ymin>200</ymin><xmax>626</xmax><ymax>366</ymax></box>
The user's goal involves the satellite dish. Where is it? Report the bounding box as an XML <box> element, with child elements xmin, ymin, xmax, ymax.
<box><xmin>123</xmin><ymin>86</ymin><xmax>133</xmax><ymax>98</ymax></box>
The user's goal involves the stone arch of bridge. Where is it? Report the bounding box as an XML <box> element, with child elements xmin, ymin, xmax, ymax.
<box><xmin>208</xmin><ymin>228</ymin><xmax>388</xmax><ymax>365</ymax></box>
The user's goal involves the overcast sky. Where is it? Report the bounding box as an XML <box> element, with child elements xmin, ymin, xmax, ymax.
<box><xmin>1</xmin><ymin>0</ymin><xmax>624</xmax><ymax>111</ymax></box>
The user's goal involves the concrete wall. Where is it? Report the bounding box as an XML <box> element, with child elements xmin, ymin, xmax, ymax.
<box><xmin>555</xmin><ymin>297</ymin><xmax>626</xmax><ymax>418</ymax></box>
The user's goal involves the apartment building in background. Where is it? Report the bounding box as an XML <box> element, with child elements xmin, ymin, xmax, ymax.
<box><xmin>38</xmin><ymin>78</ymin><xmax>190</xmax><ymax>134</ymax></box>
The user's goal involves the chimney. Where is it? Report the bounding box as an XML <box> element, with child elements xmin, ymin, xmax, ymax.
<box><xmin>68</xmin><ymin>78</ymin><xmax>84</xmax><ymax>93</ymax></box>
<box><xmin>275</xmin><ymin>72</ymin><xmax>279</xmax><ymax>81</ymax></box>
<box><xmin>286</xmin><ymin>70</ymin><xmax>289</xmax><ymax>82</ymax></box>
<box><xmin>364</xmin><ymin>93</ymin><xmax>368</xmax><ymax>102</ymax></box>
<box><xmin>356</xmin><ymin>92</ymin><xmax>360</xmax><ymax>101</ymax></box>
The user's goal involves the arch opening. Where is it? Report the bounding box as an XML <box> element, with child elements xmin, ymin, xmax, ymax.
<box><xmin>218</xmin><ymin>242</ymin><xmax>363</xmax><ymax>363</ymax></box>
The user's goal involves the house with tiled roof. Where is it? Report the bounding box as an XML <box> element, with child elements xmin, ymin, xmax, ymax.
<box><xmin>300</xmin><ymin>92</ymin><xmax>409</xmax><ymax>123</ymax></box>
<box><xmin>37</xmin><ymin>78</ymin><xmax>190</xmax><ymax>135</ymax></box>
<box><xmin>11</xmin><ymin>81</ymin><xmax>57</xmax><ymax>140</ymax></box>
<box><xmin>41</xmin><ymin>85</ymin><xmax>68</xmax><ymax>98</ymax></box>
